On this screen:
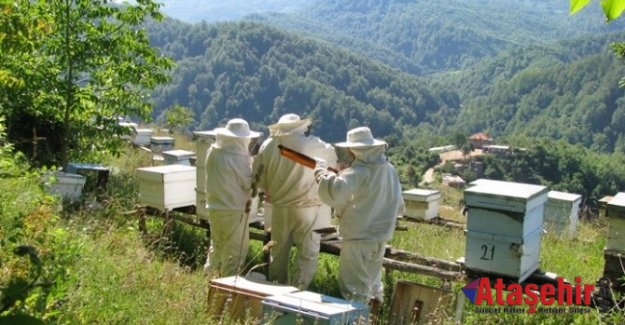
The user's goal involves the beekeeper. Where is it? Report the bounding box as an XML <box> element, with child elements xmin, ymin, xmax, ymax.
<box><xmin>253</xmin><ymin>113</ymin><xmax>337</xmax><ymax>289</ymax></box>
<box><xmin>314</xmin><ymin>126</ymin><xmax>404</xmax><ymax>304</ymax></box>
<box><xmin>204</xmin><ymin>118</ymin><xmax>262</xmax><ymax>277</ymax></box>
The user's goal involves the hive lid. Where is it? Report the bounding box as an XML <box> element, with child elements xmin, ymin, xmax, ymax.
<box><xmin>210</xmin><ymin>276</ymin><xmax>298</xmax><ymax>296</ymax></box>
<box><xmin>162</xmin><ymin>150</ymin><xmax>194</xmax><ymax>158</ymax></box>
<box><xmin>263</xmin><ymin>291</ymin><xmax>367</xmax><ymax>315</ymax></box>
<box><xmin>150</xmin><ymin>136</ymin><xmax>175</xmax><ymax>143</ymax></box>
<box><xmin>402</xmin><ymin>188</ymin><xmax>440</xmax><ymax>197</ymax></box>
<box><xmin>137</xmin><ymin>164</ymin><xmax>195</xmax><ymax>174</ymax></box>
<box><xmin>608</xmin><ymin>192</ymin><xmax>625</xmax><ymax>211</ymax></box>
<box><xmin>465</xmin><ymin>180</ymin><xmax>548</xmax><ymax>213</ymax></box>
<box><xmin>135</xmin><ymin>128</ymin><xmax>153</xmax><ymax>133</ymax></box>
<box><xmin>547</xmin><ymin>190</ymin><xmax>582</xmax><ymax>203</ymax></box>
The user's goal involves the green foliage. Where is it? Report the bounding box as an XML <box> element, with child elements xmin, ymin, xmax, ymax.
<box><xmin>0</xmin><ymin>0</ymin><xmax>173</xmax><ymax>168</ymax></box>
<box><xmin>479</xmin><ymin>137</ymin><xmax>625</xmax><ymax>198</ymax></box>
<box><xmin>162</xmin><ymin>104</ymin><xmax>195</xmax><ymax>133</ymax></box>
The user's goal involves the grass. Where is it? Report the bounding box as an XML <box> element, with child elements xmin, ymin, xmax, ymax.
<box><xmin>2</xmin><ymin>140</ymin><xmax>625</xmax><ymax>324</ymax></box>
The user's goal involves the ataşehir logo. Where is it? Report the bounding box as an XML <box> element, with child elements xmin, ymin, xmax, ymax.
<box><xmin>462</xmin><ymin>277</ymin><xmax>594</xmax><ymax>313</ymax></box>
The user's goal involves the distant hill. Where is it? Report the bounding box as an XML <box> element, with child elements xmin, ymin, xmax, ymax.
<box><xmin>247</xmin><ymin>0</ymin><xmax>625</xmax><ymax>75</ymax></box>
<box><xmin>148</xmin><ymin>21</ymin><xmax>460</xmax><ymax>142</ymax></box>
<box><xmin>157</xmin><ymin>0</ymin><xmax>311</xmax><ymax>23</ymax></box>
<box><xmin>440</xmin><ymin>32</ymin><xmax>625</xmax><ymax>153</ymax></box>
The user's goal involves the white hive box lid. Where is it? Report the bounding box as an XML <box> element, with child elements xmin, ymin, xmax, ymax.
<box><xmin>402</xmin><ymin>188</ymin><xmax>441</xmax><ymax>202</ymax></box>
<box><xmin>547</xmin><ymin>191</ymin><xmax>582</xmax><ymax>207</ymax></box>
<box><xmin>135</xmin><ymin>128</ymin><xmax>153</xmax><ymax>134</ymax></box>
<box><xmin>465</xmin><ymin>179</ymin><xmax>548</xmax><ymax>213</ymax></box>
<box><xmin>137</xmin><ymin>164</ymin><xmax>196</xmax><ymax>182</ymax></box>
<box><xmin>607</xmin><ymin>192</ymin><xmax>625</xmax><ymax>214</ymax></box>
<box><xmin>469</xmin><ymin>178</ymin><xmax>508</xmax><ymax>187</ymax></box>
<box><xmin>263</xmin><ymin>291</ymin><xmax>368</xmax><ymax>320</ymax></box>
<box><xmin>210</xmin><ymin>276</ymin><xmax>299</xmax><ymax>297</ymax></box>
<box><xmin>162</xmin><ymin>149</ymin><xmax>194</xmax><ymax>159</ymax></box>
<box><xmin>548</xmin><ymin>190</ymin><xmax>582</xmax><ymax>202</ymax></box>
<box><xmin>150</xmin><ymin>136</ymin><xmax>175</xmax><ymax>143</ymax></box>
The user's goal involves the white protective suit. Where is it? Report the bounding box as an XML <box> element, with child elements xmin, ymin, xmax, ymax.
<box><xmin>204</xmin><ymin>118</ymin><xmax>261</xmax><ymax>277</ymax></box>
<box><xmin>252</xmin><ymin>114</ymin><xmax>337</xmax><ymax>289</ymax></box>
<box><xmin>315</xmin><ymin>127</ymin><xmax>404</xmax><ymax>303</ymax></box>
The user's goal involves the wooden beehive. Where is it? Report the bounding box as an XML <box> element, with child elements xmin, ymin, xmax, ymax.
<box><xmin>402</xmin><ymin>188</ymin><xmax>441</xmax><ymax>220</ymax></box>
<box><xmin>544</xmin><ymin>190</ymin><xmax>582</xmax><ymax>236</ymax></box>
<box><xmin>599</xmin><ymin>195</ymin><xmax>614</xmax><ymax>218</ymax></box>
<box><xmin>193</xmin><ymin>131</ymin><xmax>216</xmax><ymax>219</ymax></box>
<box><xmin>603</xmin><ymin>249</ymin><xmax>625</xmax><ymax>293</ymax></box>
<box><xmin>388</xmin><ymin>281</ymin><xmax>453</xmax><ymax>325</ymax></box>
<box><xmin>150</xmin><ymin>136</ymin><xmax>175</xmax><ymax>154</ymax></box>
<box><xmin>136</xmin><ymin>165</ymin><xmax>196</xmax><ymax>211</ymax></box>
<box><xmin>262</xmin><ymin>291</ymin><xmax>369</xmax><ymax>325</ymax></box>
<box><xmin>162</xmin><ymin>149</ymin><xmax>195</xmax><ymax>166</ymax></box>
<box><xmin>606</xmin><ymin>192</ymin><xmax>625</xmax><ymax>251</ymax></box>
<box><xmin>208</xmin><ymin>275</ymin><xmax>299</xmax><ymax>323</ymax></box>
<box><xmin>463</xmin><ymin>179</ymin><xmax>548</xmax><ymax>282</ymax></box>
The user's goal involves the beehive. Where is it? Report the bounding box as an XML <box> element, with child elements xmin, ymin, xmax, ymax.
<box><xmin>606</xmin><ymin>192</ymin><xmax>625</xmax><ymax>251</ymax></box>
<box><xmin>42</xmin><ymin>171</ymin><xmax>86</xmax><ymax>202</ymax></box>
<box><xmin>388</xmin><ymin>281</ymin><xmax>453</xmax><ymax>325</ymax></box>
<box><xmin>162</xmin><ymin>149</ymin><xmax>195</xmax><ymax>166</ymax></box>
<box><xmin>150</xmin><ymin>136</ymin><xmax>175</xmax><ymax>154</ymax></box>
<box><xmin>193</xmin><ymin>131</ymin><xmax>216</xmax><ymax>219</ymax></box>
<box><xmin>464</xmin><ymin>179</ymin><xmax>548</xmax><ymax>282</ymax></box>
<box><xmin>208</xmin><ymin>275</ymin><xmax>299</xmax><ymax>323</ymax></box>
<box><xmin>136</xmin><ymin>165</ymin><xmax>196</xmax><ymax>211</ymax></box>
<box><xmin>262</xmin><ymin>291</ymin><xmax>369</xmax><ymax>325</ymax></box>
<box><xmin>193</xmin><ymin>131</ymin><xmax>216</xmax><ymax>193</ymax></box>
<box><xmin>133</xmin><ymin>128</ymin><xmax>153</xmax><ymax>146</ymax></box>
<box><xmin>402</xmin><ymin>189</ymin><xmax>441</xmax><ymax>220</ymax></box>
<box><xmin>544</xmin><ymin>190</ymin><xmax>582</xmax><ymax>236</ymax></box>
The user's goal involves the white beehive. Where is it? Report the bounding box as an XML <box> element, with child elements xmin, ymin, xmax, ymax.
<box><xmin>42</xmin><ymin>171</ymin><xmax>86</xmax><ymax>202</ymax></box>
<box><xmin>464</xmin><ymin>179</ymin><xmax>548</xmax><ymax>282</ymax></box>
<box><xmin>150</xmin><ymin>136</ymin><xmax>175</xmax><ymax>154</ymax></box>
<box><xmin>133</xmin><ymin>128</ymin><xmax>153</xmax><ymax>146</ymax></box>
<box><xmin>162</xmin><ymin>149</ymin><xmax>195</xmax><ymax>166</ymax></box>
<box><xmin>193</xmin><ymin>131</ymin><xmax>216</xmax><ymax>193</ymax></box>
<box><xmin>606</xmin><ymin>192</ymin><xmax>625</xmax><ymax>251</ymax></box>
<box><xmin>262</xmin><ymin>291</ymin><xmax>369</xmax><ymax>325</ymax></box>
<box><xmin>136</xmin><ymin>165</ymin><xmax>196</xmax><ymax>211</ymax></box>
<box><xmin>544</xmin><ymin>191</ymin><xmax>582</xmax><ymax>236</ymax></box>
<box><xmin>402</xmin><ymin>188</ymin><xmax>441</xmax><ymax>220</ymax></box>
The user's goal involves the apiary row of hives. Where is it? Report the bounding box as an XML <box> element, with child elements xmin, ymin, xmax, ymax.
<box><xmin>400</xmin><ymin>179</ymin><xmax>624</xmax><ymax>283</ymax></box>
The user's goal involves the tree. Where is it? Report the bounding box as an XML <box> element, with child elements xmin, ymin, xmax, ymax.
<box><xmin>0</xmin><ymin>0</ymin><xmax>173</xmax><ymax>168</ymax></box>
<box><xmin>163</xmin><ymin>104</ymin><xmax>195</xmax><ymax>133</ymax></box>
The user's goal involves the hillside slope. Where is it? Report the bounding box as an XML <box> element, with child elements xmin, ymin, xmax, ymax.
<box><xmin>149</xmin><ymin>21</ymin><xmax>461</xmax><ymax>142</ymax></box>
<box><xmin>247</xmin><ymin>0</ymin><xmax>625</xmax><ymax>75</ymax></box>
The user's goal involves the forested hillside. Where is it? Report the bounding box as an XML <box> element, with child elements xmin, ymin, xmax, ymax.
<box><xmin>147</xmin><ymin>17</ymin><xmax>625</xmax><ymax>153</ymax></box>
<box><xmin>148</xmin><ymin>21</ymin><xmax>460</xmax><ymax>142</ymax></box>
<box><xmin>439</xmin><ymin>33</ymin><xmax>625</xmax><ymax>153</ymax></box>
<box><xmin>247</xmin><ymin>0</ymin><xmax>625</xmax><ymax>75</ymax></box>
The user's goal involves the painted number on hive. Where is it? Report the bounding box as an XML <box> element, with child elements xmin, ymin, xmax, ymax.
<box><xmin>480</xmin><ymin>244</ymin><xmax>495</xmax><ymax>260</ymax></box>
